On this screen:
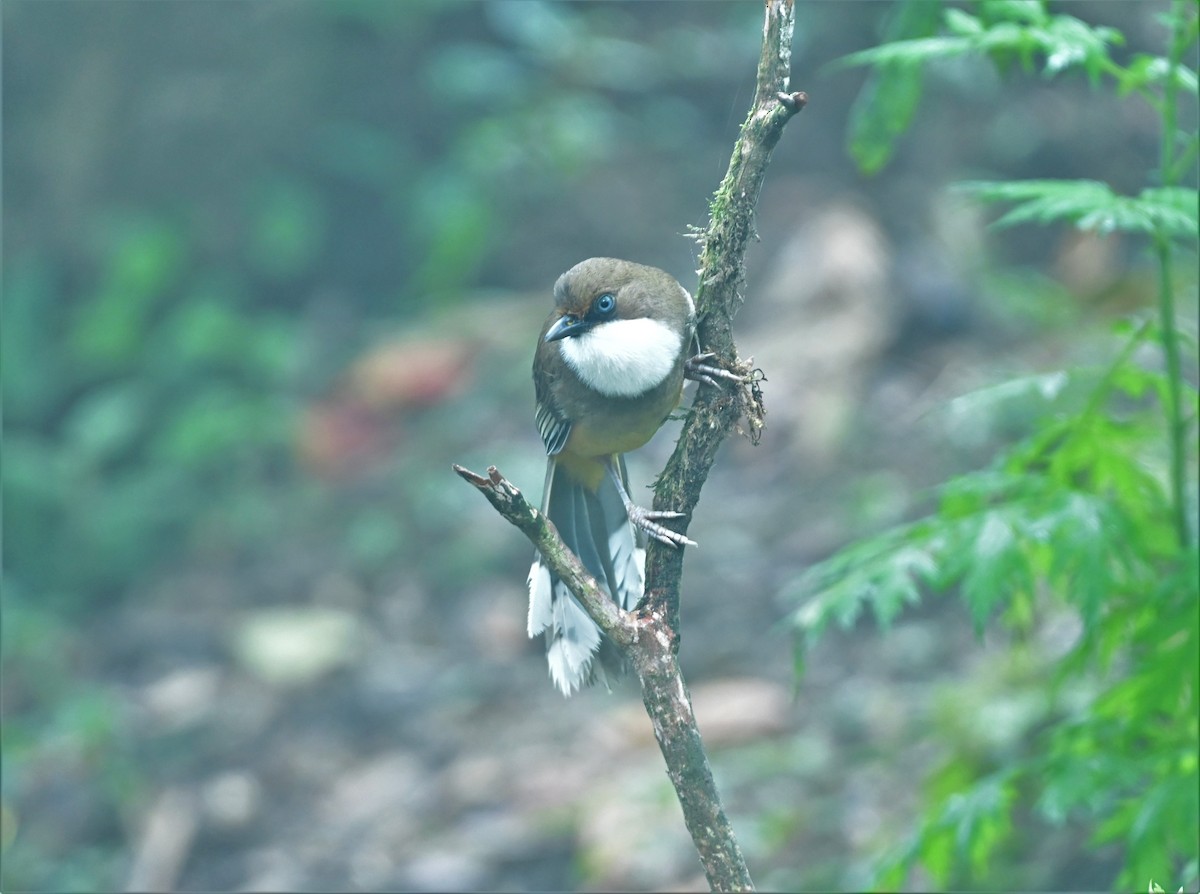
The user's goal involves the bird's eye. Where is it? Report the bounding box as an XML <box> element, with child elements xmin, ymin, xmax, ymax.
<box><xmin>594</xmin><ymin>293</ymin><xmax>617</xmax><ymax>317</ymax></box>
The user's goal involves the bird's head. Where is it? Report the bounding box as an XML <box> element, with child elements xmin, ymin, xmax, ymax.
<box><xmin>542</xmin><ymin>258</ymin><xmax>694</xmax><ymax>398</ymax></box>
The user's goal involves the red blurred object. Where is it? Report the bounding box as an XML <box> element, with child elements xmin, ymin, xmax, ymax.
<box><xmin>296</xmin><ymin>335</ymin><xmax>475</xmax><ymax>478</ymax></box>
<box><xmin>348</xmin><ymin>337</ymin><xmax>474</xmax><ymax>410</ymax></box>
<box><xmin>298</xmin><ymin>398</ymin><xmax>393</xmax><ymax>478</ymax></box>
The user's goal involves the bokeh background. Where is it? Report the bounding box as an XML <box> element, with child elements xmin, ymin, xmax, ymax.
<box><xmin>2</xmin><ymin>2</ymin><xmax>1193</xmax><ymax>891</ymax></box>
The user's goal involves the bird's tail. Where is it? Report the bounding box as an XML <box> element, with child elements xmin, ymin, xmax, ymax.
<box><xmin>527</xmin><ymin>456</ymin><xmax>644</xmax><ymax>696</ymax></box>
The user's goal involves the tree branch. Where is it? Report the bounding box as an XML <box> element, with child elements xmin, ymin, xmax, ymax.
<box><xmin>451</xmin><ymin>464</ymin><xmax>636</xmax><ymax>646</ymax></box>
<box><xmin>646</xmin><ymin>0</ymin><xmax>804</xmax><ymax>620</ymax></box>
<box><xmin>455</xmin><ymin>2</ymin><xmax>803</xmax><ymax>890</ymax></box>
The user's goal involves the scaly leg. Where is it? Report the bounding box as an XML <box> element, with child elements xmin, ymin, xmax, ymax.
<box><xmin>606</xmin><ymin>461</ymin><xmax>697</xmax><ymax>549</ymax></box>
<box><xmin>684</xmin><ymin>351</ymin><xmax>749</xmax><ymax>388</ymax></box>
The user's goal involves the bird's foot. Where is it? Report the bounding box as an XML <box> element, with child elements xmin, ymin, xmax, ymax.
<box><xmin>626</xmin><ymin>504</ymin><xmax>697</xmax><ymax>549</ymax></box>
<box><xmin>606</xmin><ymin>460</ymin><xmax>697</xmax><ymax>549</ymax></box>
<box><xmin>685</xmin><ymin>352</ymin><xmax>749</xmax><ymax>388</ymax></box>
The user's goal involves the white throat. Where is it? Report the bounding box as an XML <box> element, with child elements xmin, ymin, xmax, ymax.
<box><xmin>558</xmin><ymin>317</ymin><xmax>682</xmax><ymax>397</ymax></box>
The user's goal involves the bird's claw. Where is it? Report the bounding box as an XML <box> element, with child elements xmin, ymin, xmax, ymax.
<box><xmin>627</xmin><ymin>504</ymin><xmax>697</xmax><ymax>549</ymax></box>
<box><xmin>685</xmin><ymin>352</ymin><xmax>749</xmax><ymax>389</ymax></box>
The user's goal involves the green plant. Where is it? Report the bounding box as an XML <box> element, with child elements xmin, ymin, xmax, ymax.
<box><xmin>789</xmin><ymin>1</ymin><xmax>1198</xmax><ymax>889</ymax></box>
<box><xmin>2</xmin><ymin>215</ymin><xmax>303</xmax><ymax>612</ymax></box>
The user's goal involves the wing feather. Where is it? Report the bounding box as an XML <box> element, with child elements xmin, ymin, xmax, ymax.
<box><xmin>535</xmin><ymin>400</ymin><xmax>571</xmax><ymax>456</ymax></box>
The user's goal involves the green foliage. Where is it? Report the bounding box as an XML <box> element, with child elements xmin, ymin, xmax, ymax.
<box><xmin>836</xmin><ymin>0</ymin><xmax>1128</xmax><ymax>81</ymax></box>
<box><xmin>956</xmin><ymin>180</ymin><xmax>1200</xmax><ymax>241</ymax></box>
<box><xmin>845</xmin><ymin>1</ymin><xmax>945</xmax><ymax>175</ymax></box>
<box><xmin>244</xmin><ymin>173</ymin><xmax>327</xmax><ymax>282</ymax></box>
<box><xmin>791</xmin><ymin>1</ymin><xmax>1200</xmax><ymax>889</ymax></box>
<box><xmin>840</xmin><ymin>0</ymin><xmax>1177</xmax><ymax>174</ymax></box>
<box><xmin>1</xmin><ymin>194</ymin><xmax>315</xmax><ymax>883</ymax></box>
<box><xmin>793</xmin><ymin>322</ymin><xmax>1199</xmax><ymax>886</ymax></box>
<box><xmin>3</xmin><ymin>224</ymin><xmax>302</xmax><ymax>610</ymax></box>
<box><xmin>875</xmin><ymin>770</ymin><xmax>1018</xmax><ymax>888</ymax></box>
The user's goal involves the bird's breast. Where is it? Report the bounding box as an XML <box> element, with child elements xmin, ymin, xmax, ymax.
<box><xmin>560</xmin><ymin>365</ymin><xmax>685</xmax><ymax>460</ymax></box>
<box><xmin>558</xmin><ymin>318</ymin><xmax>682</xmax><ymax>398</ymax></box>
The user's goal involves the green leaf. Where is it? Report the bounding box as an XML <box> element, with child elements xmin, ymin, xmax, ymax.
<box><xmin>961</xmin><ymin>512</ymin><xmax>1028</xmax><ymax>630</ymax></box>
<box><xmin>61</xmin><ymin>381</ymin><xmax>151</xmax><ymax>468</ymax></box>
<box><xmin>979</xmin><ymin>1</ymin><xmax>1049</xmax><ymax>27</ymax></box>
<box><xmin>1042</xmin><ymin>17</ymin><xmax>1123</xmax><ymax>80</ymax></box>
<box><xmin>845</xmin><ymin>0</ymin><xmax>945</xmax><ymax>175</ymax></box>
<box><xmin>872</xmin><ymin>771</ymin><xmax>1017</xmax><ymax>887</ymax></box>
<box><xmin>834</xmin><ymin>35</ymin><xmax>972</xmax><ymax>71</ymax></box>
<box><xmin>956</xmin><ymin>179</ymin><xmax>1200</xmax><ymax>241</ymax></box>
<box><xmin>1117</xmin><ymin>53</ymin><xmax>1200</xmax><ymax>97</ymax></box>
<box><xmin>943</xmin><ymin>7</ymin><xmax>982</xmax><ymax>37</ymax></box>
<box><xmin>1</xmin><ymin>255</ymin><xmax>66</xmax><ymax>427</ymax></box>
<box><xmin>1137</xmin><ymin>186</ymin><xmax>1200</xmax><ymax>239</ymax></box>
<box><xmin>840</xmin><ymin>3</ymin><xmax>1134</xmax><ymax>173</ymax></box>
<box><xmin>787</xmin><ymin>520</ymin><xmax>942</xmax><ymax>654</ymax></box>
<box><xmin>409</xmin><ymin>170</ymin><xmax>495</xmax><ymax>299</ymax></box>
<box><xmin>869</xmin><ymin>546</ymin><xmax>932</xmax><ymax>628</ymax></box>
<box><xmin>959</xmin><ymin>178</ymin><xmax>1116</xmax><ymax>225</ymax></box>
<box><xmin>70</xmin><ymin>215</ymin><xmax>187</xmax><ymax>369</ymax></box>
<box><xmin>943</xmin><ymin>370</ymin><xmax>1071</xmax><ymax>425</ymax></box>
<box><xmin>150</xmin><ymin>386</ymin><xmax>285</xmax><ymax>469</ymax></box>
<box><xmin>245</xmin><ymin>174</ymin><xmax>326</xmax><ymax>281</ymax></box>
<box><xmin>1037</xmin><ymin>752</ymin><xmax>1122</xmax><ymax>824</ymax></box>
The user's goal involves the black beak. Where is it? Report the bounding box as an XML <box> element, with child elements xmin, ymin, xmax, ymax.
<box><xmin>544</xmin><ymin>314</ymin><xmax>591</xmax><ymax>343</ymax></box>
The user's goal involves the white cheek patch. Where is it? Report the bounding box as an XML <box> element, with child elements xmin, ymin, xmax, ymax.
<box><xmin>559</xmin><ymin>318</ymin><xmax>682</xmax><ymax>397</ymax></box>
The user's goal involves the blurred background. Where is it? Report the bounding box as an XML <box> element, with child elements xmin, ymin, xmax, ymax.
<box><xmin>2</xmin><ymin>1</ymin><xmax>1193</xmax><ymax>890</ymax></box>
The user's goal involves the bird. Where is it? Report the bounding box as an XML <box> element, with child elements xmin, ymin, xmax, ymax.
<box><xmin>527</xmin><ymin>257</ymin><xmax>742</xmax><ymax>695</ymax></box>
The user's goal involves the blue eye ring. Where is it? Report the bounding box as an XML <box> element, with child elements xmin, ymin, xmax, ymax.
<box><xmin>594</xmin><ymin>293</ymin><xmax>617</xmax><ymax>317</ymax></box>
